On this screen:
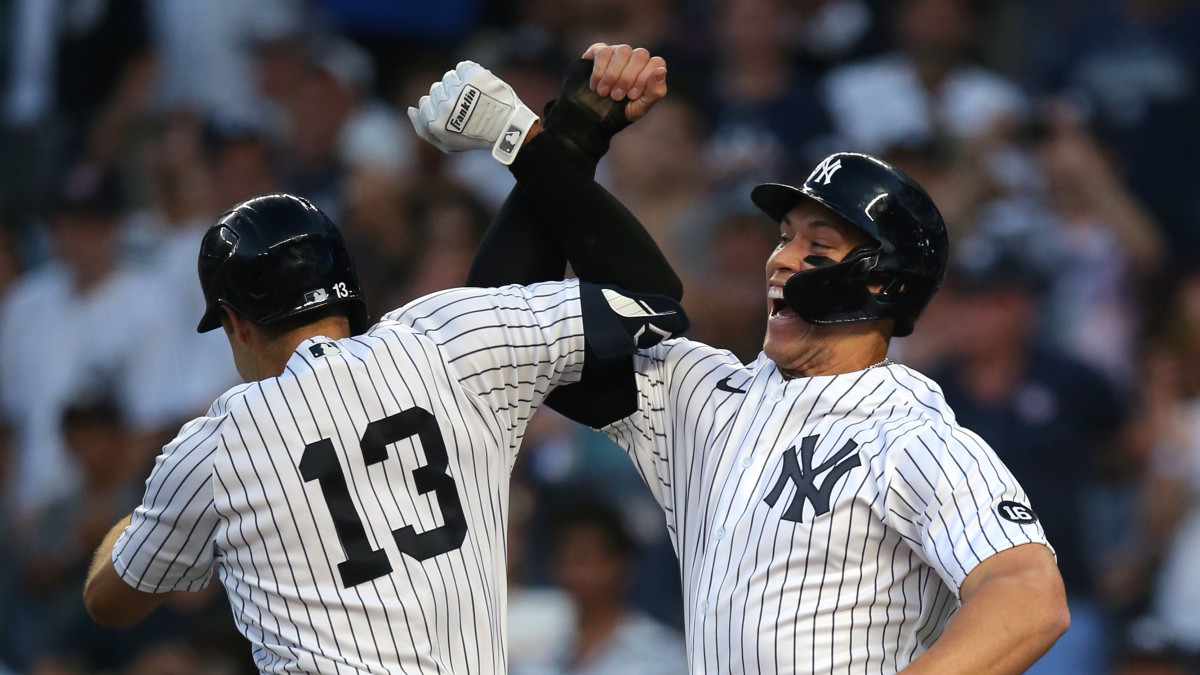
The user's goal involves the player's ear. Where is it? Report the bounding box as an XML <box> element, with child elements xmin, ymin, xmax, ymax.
<box><xmin>221</xmin><ymin>306</ymin><xmax>254</xmax><ymax>345</ymax></box>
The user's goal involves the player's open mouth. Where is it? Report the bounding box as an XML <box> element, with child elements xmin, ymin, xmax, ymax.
<box><xmin>768</xmin><ymin>287</ymin><xmax>797</xmax><ymax>319</ymax></box>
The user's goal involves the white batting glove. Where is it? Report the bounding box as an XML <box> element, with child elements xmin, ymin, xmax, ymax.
<box><xmin>407</xmin><ymin>61</ymin><xmax>539</xmax><ymax>165</ymax></box>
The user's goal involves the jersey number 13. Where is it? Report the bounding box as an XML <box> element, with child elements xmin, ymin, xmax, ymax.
<box><xmin>300</xmin><ymin>406</ymin><xmax>468</xmax><ymax>588</ymax></box>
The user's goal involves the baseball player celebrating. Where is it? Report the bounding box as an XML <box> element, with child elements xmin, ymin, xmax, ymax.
<box><xmin>82</xmin><ymin>193</ymin><xmax>687</xmax><ymax>672</ymax></box>
<box><xmin>410</xmin><ymin>45</ymin><xmax>1069</xmax><ymax>673</ymax></box>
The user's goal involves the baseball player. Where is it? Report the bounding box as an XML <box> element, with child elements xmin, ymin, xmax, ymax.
<box><xmin>81</xmin><ymin>193</ymin><xmax>688</xmax><ymax>673</ymax></box>
<box><xmin>410</xmin><ymin>45</ymin><xmax>1069</xmax><ymax>673</ymax></box>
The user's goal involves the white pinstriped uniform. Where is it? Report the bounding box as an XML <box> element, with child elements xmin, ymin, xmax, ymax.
<box><xmin>112</xmin><ymin>281</ymin><xmax>587</xmax><ymax>674</ymax></box>
<box><xmin>604</xmin><ymin>342</ymin><xmax>1052</xmax><ymax>674</ymax></box>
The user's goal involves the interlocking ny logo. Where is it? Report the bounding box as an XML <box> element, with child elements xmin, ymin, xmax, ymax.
<box><xmin>763</xmin><ymin>435</ymin><xmax>860</xmax><ymax>523</ymax></box>
<box><xmin>809</xmin><ymin>157</ymin><xmax>842</xmax><ymax>185</ymax></box>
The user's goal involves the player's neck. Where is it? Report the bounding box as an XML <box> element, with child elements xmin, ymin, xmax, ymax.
<box><xmin>253</xmin><ymin>317</ymin><xmax>351</xmax><ymax>380</ymax></box>
<box><xmin>776</xmin><ymin>328</ymin><xmax>890</xmax><ymax>379</ymax></box>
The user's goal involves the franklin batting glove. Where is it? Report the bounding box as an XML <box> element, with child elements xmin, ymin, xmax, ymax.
<box><xmin>407</xmin><ymin>60</ymin><xmax>539</xmax><ymax>165</ymax></box>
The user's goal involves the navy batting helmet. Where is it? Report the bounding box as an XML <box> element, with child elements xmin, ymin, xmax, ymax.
<box><xmin>196</xmin><ymin>193</ymin><xmax>369</xmax><ymax>334</ymax></box>
<box><xmin>751</xmin><ymin>152</ymin><xmax>948</xmax><ymax>337</ymax></box>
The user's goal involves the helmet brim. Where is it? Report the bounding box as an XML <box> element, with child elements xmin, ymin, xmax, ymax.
<box><xmin>750</xmin><ymin>183</ymin><xmax>808</xmax><ymax>224</ymax></box>
<box><xmin>751</xmin><ymin>182</ymin><xmax>856</xmax><ymax>233</ymax></box>
<box><xmin>197</xmin><ymin>304</ymin><xmax>223</xmax><ymax>333</ymax></box>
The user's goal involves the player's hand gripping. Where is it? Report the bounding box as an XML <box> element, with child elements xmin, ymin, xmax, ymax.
<box><xmin>407</xmin><ymin>60</ymin><xmax>539</xmax><ymax>165</ymax></box>
<box><xmin>540</xmin><ymin>44</ymin><xmax>667</xmax><ymax>164</ymax></box>
<box><xmin>582</xmin><ymin>43</ymin><xmax>667</xmax><ymax>123</ymax></box>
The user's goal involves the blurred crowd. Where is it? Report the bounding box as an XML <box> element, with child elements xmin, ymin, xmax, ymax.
<box><xmin>1</xmin><ymin>0</ymin><xmax>1199</xmax><ymax>672</ymax></box>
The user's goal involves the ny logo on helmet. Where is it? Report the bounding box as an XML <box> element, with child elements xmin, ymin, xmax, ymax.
<box><xmin>809</xmin><ymin>157</ymin><xmax>843</xmax><ymax>186</ymax></box>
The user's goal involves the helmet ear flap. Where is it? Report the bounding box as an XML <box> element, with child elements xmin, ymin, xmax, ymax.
<box><xmin>782</xmin><ymin>246</ymin><xmax>924</xmax><ymax>336</ymax></box>
<box><xmin>782</xmin><ymin>247</ymin><xmax>880</xmax><ymax>325</ymax></box>
<box><xmin>869</xmin><ymin>272</ymin><xmax>906</xmax><ymax>299</ymax></box>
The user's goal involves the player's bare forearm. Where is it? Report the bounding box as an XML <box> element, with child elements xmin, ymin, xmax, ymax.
<box><xmin>83</xmin><ymin>513</ymin><xmax>169</xmax><ymax>627</ymax></box>
<box><xmin>900</xmin><ymin>544</ymin><xmax>1069</xmax><ymax>674</ymax></box>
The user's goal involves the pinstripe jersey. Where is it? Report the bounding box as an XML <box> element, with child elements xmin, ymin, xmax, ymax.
<box><xmin>112</xmin><ymin>281</ymin><xmax>588</xmax><ymax>674</ymax></box>
<box><xmin>604</xmin><ymin>341</ymin><xmax>1052</xmax><ymax>674</ymax></box>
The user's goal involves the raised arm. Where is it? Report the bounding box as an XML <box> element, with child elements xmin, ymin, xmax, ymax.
<box><xmin>409</xmin><ymin>47</ymin><xmax>679</xmax><ymax>299</ymax></box>
<box><xmin>408</xmin><ymin>47</ymin><xmax>680</xmax><ymax>426</ymax></box>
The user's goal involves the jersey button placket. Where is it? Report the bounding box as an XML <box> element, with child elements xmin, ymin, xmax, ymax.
<box><xmin>770</xmin><ymin>389</ymin><xmax>784</xmax><ymax>403</ymax></box>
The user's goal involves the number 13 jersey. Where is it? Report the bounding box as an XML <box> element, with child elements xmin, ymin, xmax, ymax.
<box><xmin>113</xmin><ymin>281</ymin><xmax>588</xmax><ymax>674</ymax></box>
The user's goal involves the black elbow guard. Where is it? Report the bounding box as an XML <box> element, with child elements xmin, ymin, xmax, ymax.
<box><xmin>579</xmin><ymin>282</ymin><xmax>689</xmax><ymax>362</ymax></box>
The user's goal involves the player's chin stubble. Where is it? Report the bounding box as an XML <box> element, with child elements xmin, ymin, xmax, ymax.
<box><xmin>765</xmin><ymin>321</ymin><xmax>816</xmax><ymax>379</ymax></box>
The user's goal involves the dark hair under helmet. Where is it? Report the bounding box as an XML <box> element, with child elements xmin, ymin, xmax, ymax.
<box><xmin>751</xmin><ymin>152</ymin><xmax>949</xmax><ymax>337</ymax></box>
<box><xmin>196</xmin><ymin>193</ymin><xmax>369</xmax><ymax>334</ymax></box>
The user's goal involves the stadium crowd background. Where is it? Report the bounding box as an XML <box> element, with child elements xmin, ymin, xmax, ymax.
<box><xmin>1</xmin><ymin>0</ymin><xmax>1199</xmax><ymax>672</ymax></box>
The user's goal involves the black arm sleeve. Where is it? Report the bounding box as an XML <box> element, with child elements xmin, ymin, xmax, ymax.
<box><xmin>466</xmin><ymin>132</ymin><xmax>683</xmax><ymax>427</ymax></box>
<box><xmin>467</xmin><ymin>133</ymin><xmax>681</xmax><ymax>299</ymax></box>
<box><xmin>506</xmin><ymin>134</ymin><xmax>682</xmax><ymax>299</ymax></box>
<box><xmin>466</xmin><ymin>182</ymin><xmax>569</xmax><ymax>287</ymax></box>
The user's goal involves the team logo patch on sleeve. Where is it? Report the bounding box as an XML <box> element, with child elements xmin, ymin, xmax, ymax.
<box><xmin>997</xmin><ymin>500</ymin><xmax>1038</xmax><ymax>524</ymax></box>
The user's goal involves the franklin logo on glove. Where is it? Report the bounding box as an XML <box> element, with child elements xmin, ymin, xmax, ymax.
<box><xmin>408</xmin><ymin>60</ymin><xmax>538</xmax><ymax>165</ymax></box>
<box><xmin>448</xmin><ymin>86</ymin><xmax>479</xmax><ymax>133</ymax></box>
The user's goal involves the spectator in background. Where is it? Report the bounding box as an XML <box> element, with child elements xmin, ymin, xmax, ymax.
<box><xmin>1025</xmin><ymin>105</ymin><xmax>1164</xmax><ymax>385</ymax></box>
<box><xmin>146</xmin><ymin>0</ymin><xmax>301</xmax><ymax>131</ymax></box>
<box><xmin>930</xmin><ymin>236</ymin><xmax>1132</xmax><ymax>674</ymax></box>
<box><xmin>269</xmin><ymin>35</ymin><xmax>414</xmax><ymax>221</ymax></box>
<box><xmin>889</xmin><ymin>105</ymin><xmax>1165</xmax><ymax>386</ymax></box>
<box><xmin>793</xmin><ymin>0</ymin><xmax>889</xmax><ymax>74</ymax></box>
<box><xmin>273</xmin><ymin>51</ymin><xmax>351</xmax><ymax>218</ymax></box>
<box><xmin>0</xmin><ymin>165</ymin><xmax>159</xmax><ymax>521</ymax></box>
<box><xmin>393</xmin><ymin>182</ymin><xmax>492</xmax><ymax>304</ymax></box>
<box><xmin>1020</xmin><ymin>0</ymin><xmax>1200</xmax><ymax>270</ymax></box>
<box><xmin>119</xmin><ymin>113</ymin><xmax>252</xmax><ymax>434</ymax></box>
<box><xmin>820</xmin><ymin>0</ymin><xmax>1027</xmax><ymax>154</ymax></box>
<box><xmin>605</xmin><ymin>95</ymin><xmax>712</xmax><ymax>268</ymax></box>
<box><xmin>1132</xmin><ymin>268</ymin><xmax>1200</xmax><ymax>663</ymax></box>
<box><xmin>513</xmin><ymin>498</ymin><xmax>687</xmax><ymax>675</ymax></box>
<box><xmin>3</xmin><ymin>0</ymin><xmax>156</xmax><ymax>232</ymax></box>
<box><xmin>678</xmin><ymin>200</ymin><xmax>775</xmax><ymax>364</ymax></box>
<box><xmin>13</xmin><ymin>395</ymin><xmax>143</xmax><ymax>669</ymax></box>
<box><xmin>704</xmin><ymin>0</ymin><xmax>833</xmax><ymax>187</ymax></box>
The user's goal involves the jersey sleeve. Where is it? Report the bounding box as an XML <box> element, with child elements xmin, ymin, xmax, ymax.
<box><xmin>379</xmin><ymin>280</ymin><xmax>587</xmax><ymax>428</ymax></box>
<box><xmin>877</xmin><ymin>423</ymin><xmax>1053</xmax><ymax>596</ymax></box>
<box><xmin>112</xmin><ymin>410</ymin><xmax>226</xmax><ymax>593</ymax></box>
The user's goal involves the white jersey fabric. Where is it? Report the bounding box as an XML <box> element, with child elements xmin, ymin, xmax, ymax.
<box><xmin>113</xmin><ymin>281</ymin><xmax>586</xmax><ymax>674</ymax></box>
<box><xmin>604</xmin><ymin>342</ymin><xmax>1052</xmax><ymax>674</ymax></box>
